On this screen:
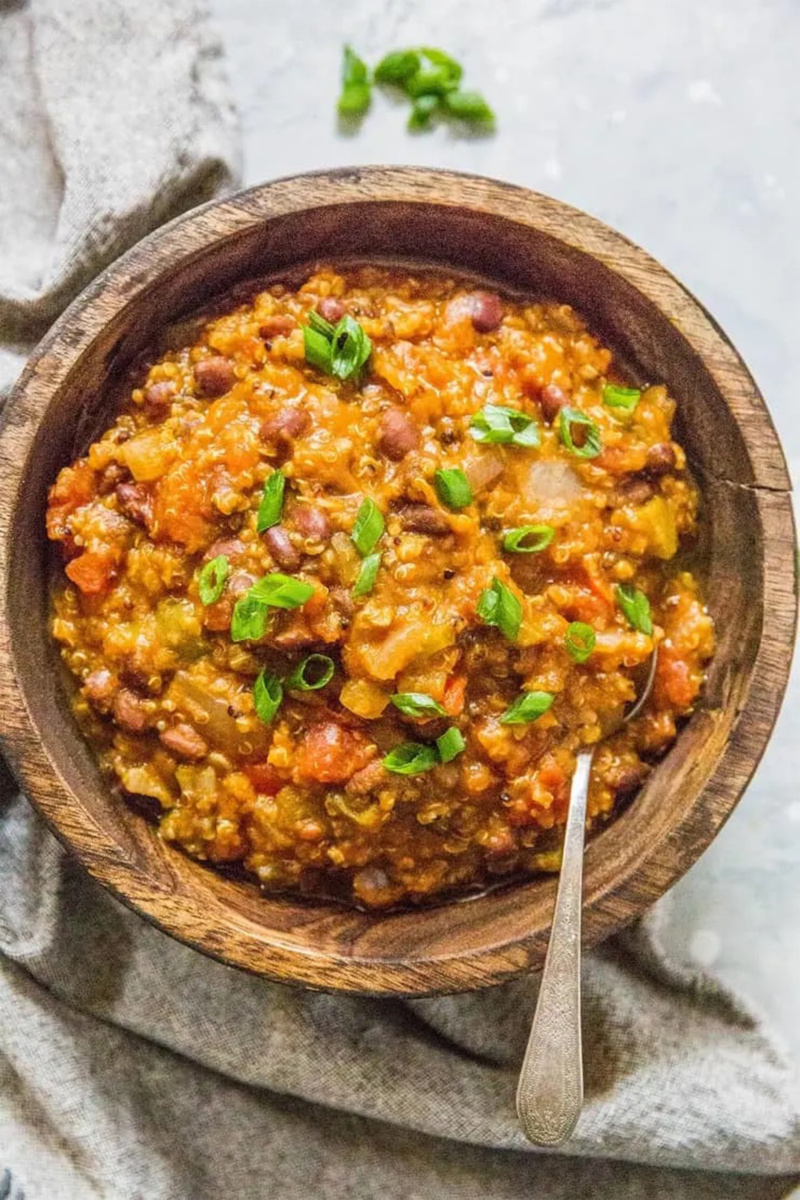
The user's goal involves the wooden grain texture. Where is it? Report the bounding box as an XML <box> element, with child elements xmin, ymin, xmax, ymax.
<box><xmin>0</xmin><ymin>167</ymin><xmax>795</xmax><ymax>996</ymax></box>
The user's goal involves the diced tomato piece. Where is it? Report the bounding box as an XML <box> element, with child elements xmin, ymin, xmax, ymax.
<box><xmin>654</xmin><ymin>645</ymin><xmax>697</xmax><ymax>711</ymax></box>
<box><xmin>294</xmin><ymin>721</ymin><xmax>374</xmax><ymax>785</ymax></box>
<box><xmin>65</xmin><ymin>550</ymin><xmax>117</xmax><ymax>595</ymax></box>
<box><xmin>443</xmin><ymin>673</ymin><xmax>467</xmax><ymax>716</ymax></box>
<box><xmin>46</xmin><ymin>462</ymin><xmax>97</xmax><ymax>541</ymax></box>
<box><xmin>243</xmin><ymin>761</ymin><xmax>284</xmax><ymax>795</ymax></box>
<box><xmin>539</xmin><ymin>760</ymin><xmax>568</xmax><ymax>802</ymax></box>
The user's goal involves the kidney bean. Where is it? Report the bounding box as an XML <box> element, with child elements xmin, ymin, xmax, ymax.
<box><xmin>644</xmin><ymin>442</ymin><xmax>677</xmax><ymax>476</ymax></box>
<box><xmin>292</xmin><ymin>504</ymin><xmax>331</xmax><ymax>541</ymax></box>
<box><xmin>260</xmin><ymin>407</ymin><xmax>310</xmax><ymax>444</ymax></box>
<box><xmin>378</xmin><ymin>407</ymin><xmax>420</xmax><ymax>461</ymax></box>
<box><xmin>447</xmin><ymin>291</ymin><xmax>503</xmax><ymax>332</ymax></box>
<box><xmin>203</xmin><ymin>537</ymin><xmax>245</xmax><ymax>562</ymax></box>
<box><xmin>316</xmin><ymin>296</ymin><xmax>346</xmax><ymax>324</ymax></box>
<box><xmin>116</xmin><ymin>482</ymin><xmax>153</xmax><ymax>526</ymax></box>
<box><xmin>159</xmin><ymin>723</ymin><xmax>209</xmax><ymax>762</ymax></box>
<box><xmin>83</xmin><ymin>667</ymin><xmax>116</xmax><ymax>710</ymax></box>
<box><xmin>142</xmin><ymin>380</ymin><xmax>176</xmax><ymax>417</ymax></box>
<box><xmin>258</xmin><ymin>314</ymin><xmax>295</xmax><ymax>340</ymax></box>
<box><xmin>195</xmin><ymin>357</ymin><xmax>235</xmax><ymax>397</ymax></box>
<box><xmin>400</xmin><ymin>504</ymin><xmax>451</xmax><ymax>535</ymax></box>
<box><xmin>264</xmin><ymin>525</ymin><xmax>301</xmax><ymax>570</ymax></box>
<box><xmin>618</xmin><ymin>478</ymin><xmax>656</xmax><ymax>506</ymax></box>
<box><xmin>113</xmin><ymin>689</ymin><xmax>149</xmax><ymax>734</ymax></box>
<box><xmin>539</xmin><ymin>383</ymin><xmax>568</xmax><ymax>423</ymax></box>
<box><xmin>97</xmin><ymin>462</ymin><xmax>129</xmax><ymax>495</ymax></box>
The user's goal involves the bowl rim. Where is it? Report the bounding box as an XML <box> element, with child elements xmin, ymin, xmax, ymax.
<box><xmin>0</xmin><ymin>165</ymin><xmax>795</xmax><ymax>995</ymax></box>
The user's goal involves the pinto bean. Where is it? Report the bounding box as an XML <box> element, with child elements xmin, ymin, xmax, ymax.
<box><xmin>97</xmin><ymin>462</ymin><xmax>129</xmax><ymax>495</ymax></box>
<box><xmin>292</xmin><ymin>504</ymin><xmax>331</xmax><ymax>541</ymax></box>
<box><xmin>539</xmin><ymin>383</ymin><xmax>568</xmax><ymax>423</ymax></box>
<box><xmin>612</xmin><ymin>761</ymin><xmax>649</xmax><ymax>796</ymax></box>
<box><xmin>644</xmin><ymin>442</ymin><xmax>677</xmax><ymax>476</ymax></box>
<box><xmin>352</xmin><ymin>865</ymin><xmax>397</xmax><ymax>908</ymax></box>
<box><xmin>113</xmin><ymin>688</ymin><xmax>149</xmax><ymax>735</ymax></box>
<box><xmin>195</xmin><ymin>357</ymin><xmax>235</xmax><ymax>397</ymax></box>
<box><xmin>400</xmin><ymin>504</ymin><xmax>451</xmax><ymax>535</ymax></box>
<box><xmin>83</xmin><ymin>668</ymin><xmax>116</xmax><ymax>710</ymax></box>
<box><xmin>345</xmin><ymin>759</ymin><xmax>388</xmax><ymax>796</ymax></box>
<box><xmin>618</xmin><ymin>478</ymin><xmax>656</xmax><ymax>506</ymax></box>
<box><xmin>378</xmin><ymin>407</ymin><xmax>420</xmax><ymax>461</ymax></box>
<box><xmin>260</xmin><ymin>407</ymin><xmax>310</xmax><ymax>444</ymax></box>
<box><xmin>116</xmin><ymin>482</ymin><xmax>153</xmax><ymax>526</ymax></box>
<box><xmin>264</xmin><ymin>525</ymin><xmax>301</xmax><ymax>571</ymax></box>
<box><xmin>258</xmin><ymin>314</ymin><xmax>295</xmax><ymax>340</ymax></box>
<box><xmin>204</xmin><ymin>537</ymin><xmax>245</xmax><ymax>562</ymax></box>
<box><xmin>159</xmin><ymin>723</ymin><xmax>209</xmax><ymax>762</ymax></box>
<box><xmin>447</xmin><ymin>291</ymin><xmax>503</xmax><ymax>333</ymax></box>
<box><xmin>142</xmin><ymin>380</ymin><xmax>176</xmax><ymax>417</ymax></box>
<box><xmin>316</xmin><ymin>297</ymin><xmax>346</xmax><ymax>324</ymax></box>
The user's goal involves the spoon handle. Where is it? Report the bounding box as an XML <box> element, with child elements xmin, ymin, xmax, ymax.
<box><xmin>516</xmin><ymin>749</ymin><xmax>593</xmax><ymax>1146</ymax></box>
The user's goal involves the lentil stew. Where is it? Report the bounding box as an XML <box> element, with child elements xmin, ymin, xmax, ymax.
<box><xmin>46</xmin><ymin>265</ymin><xmax>714</xmax><ymax>909</ymax></box>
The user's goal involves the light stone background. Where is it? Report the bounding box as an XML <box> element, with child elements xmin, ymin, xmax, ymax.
<box><xmin>212</xmin><ymin>0</ymin><xmax>800</xmax><ymax>1064</ymax></box>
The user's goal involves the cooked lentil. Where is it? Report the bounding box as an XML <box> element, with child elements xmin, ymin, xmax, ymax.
<box><xmin>46</xmin><ymin>266</ymin><xmax>715</xmax><ymax>908</ymax></box>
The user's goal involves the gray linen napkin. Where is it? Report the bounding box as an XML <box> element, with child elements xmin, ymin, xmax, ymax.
<box><xmin>1</xmin><ymin>4</ymin><xmax>798</xmax><ymax>1198</ymax></box>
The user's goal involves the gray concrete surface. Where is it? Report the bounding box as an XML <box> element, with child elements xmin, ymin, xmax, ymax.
<box><xmin>212</xmin><ymin>0</ymin><xmax>800</xmax><ymax>1063</ymax></box>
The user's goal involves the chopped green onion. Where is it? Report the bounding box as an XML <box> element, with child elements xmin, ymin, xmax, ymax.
<box><xmin>352</xmin><ymin>551</ymin><xmax>382</xmax><ymax>597</ymax></box>
<box><xmin>434</xmin><ymin>468</ymin><xmax>473</xmax><ymax>510</ymax></box>
<box><xmin>391</xmin><ymin>692</ymin><xmax>447</xmax><ymax>718</ymax></box>
<box><xmin>443</xmin><ymin>90</ymin><xmax>495</xmax><ymax>125</ymax></box>
<box><xmin>615</xmin><ymin>584</ymin><xmax>653</xmax><ymax>635</ymax></box>
<box><xmin>338</xmin><ymin>45</ymin><xmax>371</xmax><ymax>118</ymax></box>
<box><xmin>253</xmin><ymin>669</ymin><xmax>283</xmax><ymax>725</ymax></box>
<box><xmin>603</xmin><ymin>383</ymin><xmax>642</xmax><ymax>412</ymax></box>
<box><xmin>330</xmin><ymin>314</ymin><xmax>372</xmax><ymax>380</ymax></box>
<box><xmin>559</xmin><ymin>406</ymin><xmax>602</xmax><ymax>459</ymax></box>
<box><xmin>248</xmin><ymin>573</ymin><xmax>315</xmax><ymax>610</ymax></box>
<box><xmin>286</xmin><ymin>653</ymin><xmax>335</xmax><ymax>692</ymax></box>
<box><xmin>303</xmin><ymin>325</ymin><xmax>334</xmax><ymax>374</ymax></box>
<box><xmin>197</xmin><ymin>555</ymin><xmax>230</xmax><ymax>605</ymax></box>
<box><xmin>404</xmin><ymin>47</ymin><xmax>463</xmax><ymax>97</ymax></box>
<box><xmin>382</xmin><ymin>741</ymin><xmax>440</xmax><ymax>775</ymax></box>
<box><xmin>303</xmin><ymin>312</ymin><xmax>371</xmax><ymax>381</ymax></box>
<box><xmin>476</xmin><ymin>577</ymin><xmax>522</xmax><ymax>643</ymax></box>
<box><xmin>500</xmin><ymin>690</ymin><xmax>555</xmax><ymax>725</ymax></box>
<box><xmin>351</xmin><ymin>498</ymin><xmax>384</xmax><ymax>555</ymax></box>
<box><xmin>231</xmin><ymin>596</ymin><xmax>270</xmax><ymax>643</ymax></box>
<box><xmin>565</xmin><ymin>621</ymin><xmax>596</xmax><ymax>663</ymax></box>
<box><xmin>374</xmin><ymin>49</ymin><xmax>420</xmax><ymax>84</ymax></box>
<box><xmin>407</xmin><ymin>92</ymin><xmax>441</xmax><ymax>131</ymax></box>
<box><xmin>436</xmin><ymin>726</ymin><xmax>466</xmax><ymax>762</ymax></box>
<box><xmin>502</xmin><ymin>524</ymin><xmax>555</xmax><ymax>554</ymax></box>
<box><xmin>469</xmin><ymin>404</ymin><xmax>539</xmax><ymax>448</ymax></box>
<box><xmin>256</xmin><ymin>469</ymin><xmax>285</xmax><ymax>533</ymax></box>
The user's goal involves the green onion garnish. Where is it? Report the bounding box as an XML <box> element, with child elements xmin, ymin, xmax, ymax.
<box><xmin>307</xmin><ymin>309</ymin><xmax>335</xmax><ymax>338</ymax></box>
<box><xmin>391</xmin><ymin>692</ymin><xmax>447</xmax><ymax>718</ymax></box>
<box><xmin>502</xmin><ymin>525</ymin><xmax>555</xmax><ymax>554</ymax></box>
<box><xmin>565</xmin><ymin>621</ymin><xmax>596</xmax><ymax>663</ymax></box>
<box><xmin>469</xmin><ymin>404</ymin><xmax>539</xmax><ymax>448</ymax></box>
<box><xmin>404</xmin><ymin>47</ymin><xmax>462</xmax><ymax>96</ymax></box>
<box><xmin>352</xmin><ymin>552</ymin><xmax>382</xmax><ymax>597</ymax></box>
<box><xmin>374</xmin><ymin>49</ymin><xmax>420</xmax><ymax>84</ymax></box>
<box><xmin>230</xmin><ymin>595</ymin><xmax>270</xmax><ymax>643</ymax></box>
<box><xmin>302</xmin><ymin>311</ymin><xmax>372</xmax><ymax>381</ymax></box>
<box><xmin>382</xmin><ymin>741</ymin><xmax>440</xmax><ymax>775</ymax></box>
<box><xmin>476</xmin><ymin>577</ymin><xmax>522</xmax><ymax>643</ymax></box>
<box><xmin>256</xmin><ymin>469</ymin><xmax>285</xmax><ymax>533</ymax></box>
<box><xmin>248</xmin><ymin>573</ymin><xmax>315</xmax><ymax>609</ymax></box>
<box><xmin>603</xmin><ymin>383</ymin><xmax>642</xmax><ymax>412</ymax></box>
<box><xmin>615</xmin><ymin>583</ymin><xmax>653</xmax><ymax>635</ymax></box>
<box><xmin>286</xmin><ymin>654</ymin><xmax>335</xmax><ymax>692</ymax></box>
<box><xmin>351</xmin><ymin>498</ymin><xmax>384</xmax><ymax>556</ymax></box>
<box><xmin>443</xmin><ymin>90</ymin><xmax>495</xmax><ymax>125</ymax></box>
<box><xmin>408</xmin><ymin>92</ymin><xmax>441</xmax><ymax>131</ymax></box>
<box><xmin>434</xmin><ymin>468</ymin><xmax>473</xmax><ymax>510</ymax></box>
<box><xmin>302</xmin><ymin>325</ymin><xmax>334</xmax><ymax>374</ymax></box>
<box><xmin>197</xmin><ymin>555</ymin><xmax>230</xmax><ymax>605</ymax></box>
<box><xmin>436</xmin><ymin>726</ymin><xmax>466</xmax><ymax>762</ymax></box>
<box><xmin>338</xmin><ymin>45</ymin><xmax>371</xmax><ymax>118</ymax></box>
<box><xmin>559</xmin><ymin>407</ymin><xmax>602</xmax><ymax>459</ymax></box>
<box><xmin>500</xmin><ymin>690</ymin><xmax>554</xmax><ymax>725</ymax></box>
<box><xmin>253</xmin><ymin>669</ymin><xmax>283</xmax><ymax>725</ymax></box>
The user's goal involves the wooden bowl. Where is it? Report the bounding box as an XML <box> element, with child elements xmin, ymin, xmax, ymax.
<box><xmin>0</xmin><ymin>168</ymin><xmax>795</xmax><ymax>996</ymax></box>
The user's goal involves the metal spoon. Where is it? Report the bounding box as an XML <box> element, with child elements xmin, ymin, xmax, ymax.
<box><xmin>516</xmin><ymin>649</ymin><xmax>658</xmax><ymax>1146</ymax></box>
